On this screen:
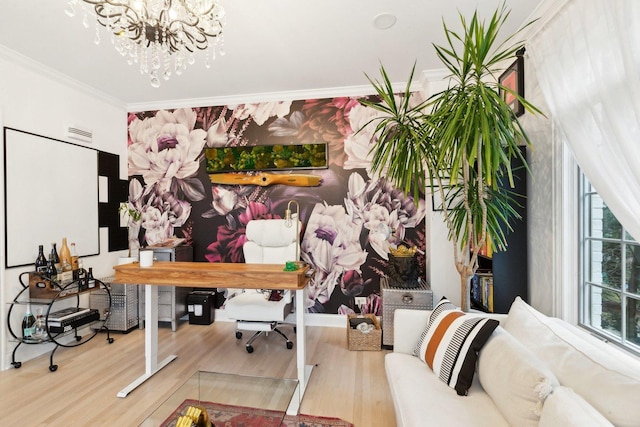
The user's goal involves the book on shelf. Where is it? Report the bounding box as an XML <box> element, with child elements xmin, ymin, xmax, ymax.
<box><xmin>471</xmin><ymin>273</ymin><xmax>494</xmax><ymax>313</ymax></box>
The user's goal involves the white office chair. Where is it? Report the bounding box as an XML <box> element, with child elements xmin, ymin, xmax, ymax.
<box><xmin>224</xmin><ymin>219</ymin><xmax>300</xmax><ymax>353</ymax></box>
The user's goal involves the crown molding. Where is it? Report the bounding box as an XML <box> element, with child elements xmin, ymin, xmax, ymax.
<box><xmin>518</xmin><ymin>0</ymin><xmax>569</xmax><ymax>41</ymax></box>
<box><xmin>0</xmin><ymin>44</ymin><xmax>125</xmax><ymax>110</ymax></box>
<box><xmin>126</xmin><ymin>79</ymin><xmax>426</xmax><ymax>112</ymax></box>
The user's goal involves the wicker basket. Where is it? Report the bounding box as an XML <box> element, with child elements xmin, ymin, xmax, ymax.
<box><xmin>347</xmin><ymin>314</ymin><xmax>381</xmax><ymax>351</ymax></box>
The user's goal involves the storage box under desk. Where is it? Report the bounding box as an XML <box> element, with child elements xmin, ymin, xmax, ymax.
<box><xmin>381</xmin><ymin>278</ymin><xmax>433</xmax><ymax>347</ymax></box>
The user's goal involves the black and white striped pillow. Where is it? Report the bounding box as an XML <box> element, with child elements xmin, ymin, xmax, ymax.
<box><xmin>415</xmin><ymin>297</ymin><xmax>499</xmax><ymax>396</ymax></box>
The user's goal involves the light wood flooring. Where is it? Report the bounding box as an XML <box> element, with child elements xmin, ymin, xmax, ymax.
<box><xmin>0</xmin><ymin>321</ymin><xmax>397</xmax><ymax>426</ymax></box>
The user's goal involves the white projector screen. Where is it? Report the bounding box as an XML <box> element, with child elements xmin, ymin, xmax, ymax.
<box><xmin>4</xmin><ymin>128</ymin><xmax>99</xmax><ymax>268</ymax></box>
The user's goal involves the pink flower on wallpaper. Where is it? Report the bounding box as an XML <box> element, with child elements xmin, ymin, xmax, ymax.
<box><xmin>299</xmin><ymin>98</ymin><xmax>360</xmax><ymax>167</ymax></box>
<box><xmin>128</xmin><ymin>108</ymin><xmax>207</xmax><ymax>192</ymax></box>
<box><xmin>127</xmin><ymin>113</ymin><xmax>138</xmax><ymax>146</ymax></box>
<box><xmin>205</xmin><ymin>225</ymin><xmax>248</xmax><ymax>263</ymax></box>
<box><xmin>205</xmin><ymin>201</ymin><xmax>281</xmax><ymax>263</ymax></box>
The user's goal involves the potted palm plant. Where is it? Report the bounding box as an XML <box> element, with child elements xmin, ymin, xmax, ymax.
<box><xmin>360</xmin><ymin>5</ymin><xmax>541</xmax><ymax>311</ymax></box>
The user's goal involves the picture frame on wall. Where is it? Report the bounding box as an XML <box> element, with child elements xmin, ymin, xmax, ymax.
<box><xmin>499</xmin><ymin>48</ymin><xmax>525</xmax><ymax>117</ymax></box>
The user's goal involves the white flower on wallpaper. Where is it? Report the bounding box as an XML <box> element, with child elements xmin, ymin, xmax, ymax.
<box><xmin>127</xmin><ymin>108</ymin><xmax>206</xmax><ymax>246</ymax></box>
<box><xmin>229</xmin><ymin>101</ymin><xmax>292</xmax><ymax>126</ymax></box>
<box><xmin>301</xmin><ymin>202</ymin><xmax>368</xmax><ymax>309</ymax></box>
<box><xmin>344</xmin><ymin>93</ymin><xmax>426</xmax><ymax>179</ymax></box>
<box><xmin>205</xmin><ymin>115</ymin><xmax>229</xmax><ymax>147</ymax></box>
<box><xmin>344</xmin><ymin>172</ymin><xmax>425</xmax><ymax>260</ymax></box>
<box><xmin>128</xmin><ymin>108</ymin><xmax>207</xmax><ymax>192</ymax></box>
<box><xmin>126</xmin><ymin>97</ymin><xmax>427</xmax><ymax>315</ymax></box>
<box><xmin>343</xmin><ymin>102</ymin><xmax>387</xmax><ymax>176</ymax></box>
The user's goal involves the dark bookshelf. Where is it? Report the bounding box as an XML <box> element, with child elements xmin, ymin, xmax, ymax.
<box><xmin>470</xmin><ymin>146</ymin><xmax>528</xmax><ymax>314</ymax></box>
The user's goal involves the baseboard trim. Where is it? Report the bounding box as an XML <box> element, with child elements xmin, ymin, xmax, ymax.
<box><xmin>214</xmin><ymin>309</ymin><xmax>349</xmax><ymax>328</ymax></box>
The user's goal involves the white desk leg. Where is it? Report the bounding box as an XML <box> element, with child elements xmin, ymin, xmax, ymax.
<box><xmin>287</xmin><ymin>287</ymin><xmax>313</xmax><ymax>415</ymax></box>
<box><xmin>117</xmin><ymin>284</ymin><xmax>177</xmax><ymax>398</ymax></box>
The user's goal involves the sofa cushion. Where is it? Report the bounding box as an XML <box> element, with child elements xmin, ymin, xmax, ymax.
<box><xmin>414</xmin><ymin>297</ymin><xmax>499</xmax><ymax>396</ymax></box>
<box><xmin>385</xmin><ymin>352</ymin><xmax>510</xmax><ymax>427</ymax></box>
<box><xmin>478</xmin><ymin>326</ymin><xmax>559</xmax><ymax>426</ymax></box>
<box><xmin>504</xmin><ymin>297</ymin><xmax>640</xmax><ymax>427</ymax></box>
<box><xmin>538</xmin><ymin>386</ymin><xmax>613</xmax><ymax>427</ymax></box>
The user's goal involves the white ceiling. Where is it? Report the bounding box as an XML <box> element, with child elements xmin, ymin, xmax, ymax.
<box><xmin>0</xmin><ymin>0</ymin><xmax>546</xmax><ymax>109</ymax></box>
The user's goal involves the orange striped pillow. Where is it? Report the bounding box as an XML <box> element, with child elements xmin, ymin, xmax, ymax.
<box><xmin>415</xmin><ymin>297</ymin><xmax>499</xmax><ymax>396</ymax></box>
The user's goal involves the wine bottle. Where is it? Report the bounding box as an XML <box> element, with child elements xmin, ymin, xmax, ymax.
<box><xmin>45</xmin><ymin>256</ymin><xmax>57</xmax><ymax>282</ymax></box>
<box><xmin>22</xmin><ymin>304</ymin><xmax>36</xmax><ymax>339</ymax></box>
<box><xmin>35</xmin><ymin>245</ymin><xmax>47</xmax><ymax>273</ymax></box>
<box><xmin>50</xmin><ymin>243</ymin><xmax>60</xmax><ymax>274</ymax></box>
<box><xmin>86</xmin><ymin>267</ymin><xmax>96</xmax><ymax>289</ymax></box>
<box><xmin>59</xmin><ymin>238</ymin><xmax>72</xmax><ymax>272</ymax></box>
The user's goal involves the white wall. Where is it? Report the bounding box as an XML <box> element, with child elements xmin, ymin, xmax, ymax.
<box><xmin>517</xmin><ymin>52</ymin><xmax>556</xmax><ymax>316</ymax></box>
<box><xmin>0</xmin><ymin>49</ymin><xmax>127</xmax><ymax>370</ymax></box>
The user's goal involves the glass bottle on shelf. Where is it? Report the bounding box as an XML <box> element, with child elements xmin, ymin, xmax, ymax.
<box><xmin>22</xmin><ymin>304</ymin><xmax>36</xmax><ymax>339</ymax></box>
<box><xmin>35</xmin><ymin>245</ymin><xmax>47</xmax><ymax>273</ymax></box>
<box><xmin>50</xmin><ymin>243</ymin><xmax>60</xmax><ymax>279</ymax></box>
<box><xmin>59</xmin><ymin>238</ymin><xmax>72</xmax><ymax>272</ymax></box>
<box><xmin>86</xmin><ymin>267</ymin><xmax>96</xmax><ymax>289</ymax></box>
<box><xmin>45</xmin><ymin>256</ymin><xmax>57</xmax><ymax>283</ymax></box>
<box><xmin>76</xmin><ymin>258</ymin><xmax>86</xmax><ymax>286</ymax></box>
<box><xmin>70</xmin><ymin>242</ymin><xmax>79</xmax><ymax>271</ymax></box>
<box><xmin>33</xmin><ymin>307</ymin><xmax>47</xmax><ymax>340</ymax></box>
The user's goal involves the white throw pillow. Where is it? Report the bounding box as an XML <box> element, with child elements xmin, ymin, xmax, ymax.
<box><xmin>539</xmin><ymin>386</ymin><xmax>614</xmax><ymax>427</ymax></box>
<box><xmin>478</xmin><ymin>327</ymin><xmax>559</xmax><ymax>427</ymax></box>
<box><xmin>504</xmin><ymin>297</ymin><xmax>640</xmax><ymax>427</ymax></box>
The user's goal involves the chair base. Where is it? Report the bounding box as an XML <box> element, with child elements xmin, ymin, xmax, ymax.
<box><xmin>235</xmin><ymin>322</ymin><xmax>294</xmax><ymax>353</ymax></box>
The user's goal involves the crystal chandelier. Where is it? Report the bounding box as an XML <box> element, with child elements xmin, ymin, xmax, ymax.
<box><xmin>66</xmin><ymin>0</ymin><xmax>225</xmax><ymax>88</ymax></box>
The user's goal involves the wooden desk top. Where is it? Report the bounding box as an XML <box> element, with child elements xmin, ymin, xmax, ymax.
<box><xmin>113</xmin><ymin>261</ymin><xmax>310</xmax><ymax>290</ymax></box>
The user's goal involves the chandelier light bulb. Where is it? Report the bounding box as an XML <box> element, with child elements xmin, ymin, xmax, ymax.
<box><xmin>67</xmin><ymin>0</ymin><xmax>225</xmax><ymax>87</ymax></box>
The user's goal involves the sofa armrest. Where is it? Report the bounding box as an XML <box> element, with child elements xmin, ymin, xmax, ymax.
<box><xmin>393</xmin><ymin>309</ymin><xmax>431</xmax><ymax>354</ymax></box>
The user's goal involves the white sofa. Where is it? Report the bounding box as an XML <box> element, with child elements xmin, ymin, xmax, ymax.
<box><xmin>385</xmin><ymin>297</ymin><xmax>640</xmax><ymax>427</ymax></box>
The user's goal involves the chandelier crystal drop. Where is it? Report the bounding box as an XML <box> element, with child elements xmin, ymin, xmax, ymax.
<box><xmin>66</xmin><ymin>0</ymin><xmax>225</xmax><ymax>88</ymax></box>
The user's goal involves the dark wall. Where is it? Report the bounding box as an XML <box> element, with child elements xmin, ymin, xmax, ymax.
<box><xmin>126</xmin><ymin>97</ymin><xmax>426</xmax><ymax>315</ymax></box>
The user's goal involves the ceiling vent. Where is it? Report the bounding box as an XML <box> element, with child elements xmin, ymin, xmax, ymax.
<box><xmin>67</xmin><ymin>125</ymin><xmax>93</xmax><ymax>143</ymax></box>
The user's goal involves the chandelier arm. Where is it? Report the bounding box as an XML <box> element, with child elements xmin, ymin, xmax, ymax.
<box><xmin>70</xmin><ymin>0</ymin><xmax>225</xmax><ymax>87</ymax></box>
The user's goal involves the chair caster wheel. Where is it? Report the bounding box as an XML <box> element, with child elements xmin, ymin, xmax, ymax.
<box><xmin>236</xmin><ymin>331</ymin><xmax>243</xmax><ymax>339</ymax></box>
<box><xmin>49</xmin><ymin>365</ymin><xmax>58</xmax><ymax>372</ymax></box>
<box><xmin>108</xmin><ymin>338</ymin><xmax>114</xmax><ymax>344</ymax></box>
<box><xmin>286</xmin><ymin>341</ymin><xmax>293</xmax><ymax>350</ymax></box>
<box><xmin>12</xmin><ymin>362</ymin><xmax>21</xmax><ymax>369</ymax></box>
<box><xmin>246</xmin><ymin>345</ymin><xmax>254</xmax><ymax>353</ymax></box>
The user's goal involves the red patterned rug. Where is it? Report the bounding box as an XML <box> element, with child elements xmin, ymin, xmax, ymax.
<box><xmin>160</xmin><ymin>399</ymin><xmax>354</xmax><ymax>427</ymax></box>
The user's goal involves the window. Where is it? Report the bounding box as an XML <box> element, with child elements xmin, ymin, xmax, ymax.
<box><xmin>580</xmin><ymin>174</ymin><xmax>640</xmax><ymax>354</ymax></box>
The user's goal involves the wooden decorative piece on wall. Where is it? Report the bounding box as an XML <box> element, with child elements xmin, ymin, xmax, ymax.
<box><xmin>205</xmin><ymin>143</ymin><xmax>328</xmax><ymax>173</ymax></box>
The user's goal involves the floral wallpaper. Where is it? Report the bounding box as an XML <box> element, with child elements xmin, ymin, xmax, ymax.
<box><xmin>126</xmin><ymin>96</ymin><xmax>426</xmax><ymax>315</ymax></box>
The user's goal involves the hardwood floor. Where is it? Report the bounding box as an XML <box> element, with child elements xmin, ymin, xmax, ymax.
<box><xmin>0</xmin><ymin>321</ymin><xmax>397</xmax><ymax>426</ymax></box>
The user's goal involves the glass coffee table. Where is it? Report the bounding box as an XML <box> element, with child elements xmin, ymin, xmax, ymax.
<box><xmin>142</xmin><ymin>371</ymin><xmax>299</xmax><ymax>426</ymax></box>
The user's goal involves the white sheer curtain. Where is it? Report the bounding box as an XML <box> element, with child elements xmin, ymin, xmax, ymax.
<box><xmin>528</xmin><ymin>0</ymin><xmax>640</xmax><ymax>240</ymax></box>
